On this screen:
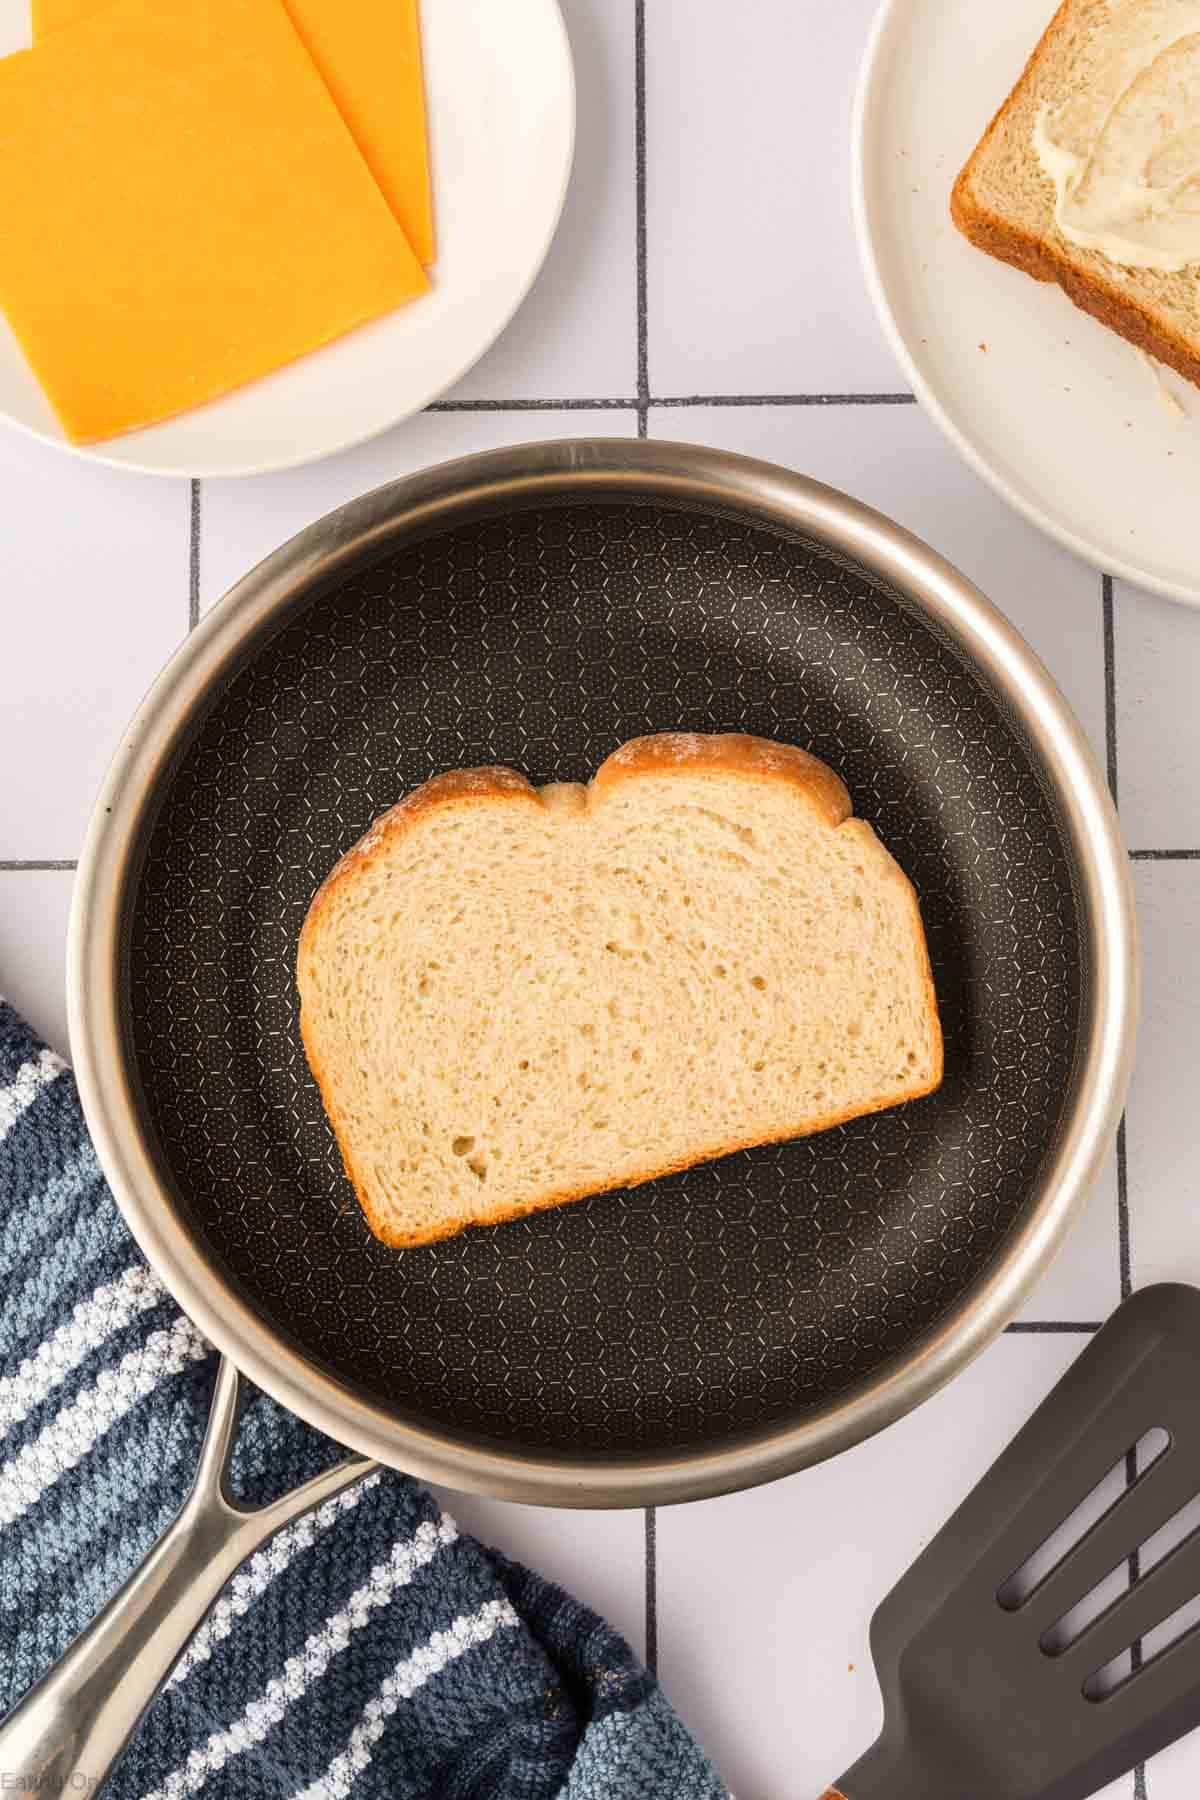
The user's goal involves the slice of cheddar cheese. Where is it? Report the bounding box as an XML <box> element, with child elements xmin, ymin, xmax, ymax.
<box><xmin>33</xmin><ymin>0</ymin><xmax>436</xmax><ymax>265</ymax></box>
<box><xmin>284</xmin><ymin>0</ymin><xmax>435</xmax><ymax>266</ymax></box>
<box><xmin>0</xmin><ymin>0</ymin><xmax>428</xmax><ymax>444</ymax></box>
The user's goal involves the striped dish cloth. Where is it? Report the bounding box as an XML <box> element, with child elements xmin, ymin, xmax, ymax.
<box><xmin>0</xmin><ymin>998</ymin><xmax>727</xmax><ymax>1800</ymax></box>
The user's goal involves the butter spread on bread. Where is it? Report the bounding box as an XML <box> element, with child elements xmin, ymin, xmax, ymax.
<box><xmin>953</xmin><ymin>0</ymin><xmax>1200</xmax><ymax>391</ymax></box>
<box><xmin>1033</xmin><ymin>0</ymin><xmax>1200</xmax><ymax>271</ymax></box>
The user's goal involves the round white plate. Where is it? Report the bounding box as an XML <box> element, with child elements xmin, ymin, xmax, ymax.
<box><xmin>853</xmin><ymin>0</ymin><xmax>1200</xmax><ymax>607</ymax></box>
<box><xmin>0</xmin><ymin>0</ymin><xmax>574</xmax><ymax>477</ymax></box>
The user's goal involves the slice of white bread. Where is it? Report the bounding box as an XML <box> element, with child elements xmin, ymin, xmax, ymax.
<box><xmin>297</xmin><ymin>733</ymin><xmax>943</xmax><ymax>1248</ymax></box>
<box><xmin>952</xmin><ymin>0</ymin><xmax>1200</xmax><ymax>390</ymax></box>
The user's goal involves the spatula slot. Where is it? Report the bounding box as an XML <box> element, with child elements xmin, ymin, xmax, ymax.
<box><xmin>1057</xmin><ymin>1483</ymin><xmax>1200</xmax><ymax>1663</ymax></box>
<box><xmin>998</xmin><ymin>1429</ymin><xmax>1170</xmax><ymax>1613</ymax></box>
<box><xmin>1042</xmin><ymin>1468</ymin><xmax>1200</xmax><ymax>1674</ymax></box>
<box><xmin>1040</xmin><ymin>1557</ymin><xmax>1138</xmax><ymax>1660</ymax></box>
<box><xmin>1085</xmin><ymin>1583</ymin><xmax>1200</xmax><ymax>1703</ymax></box>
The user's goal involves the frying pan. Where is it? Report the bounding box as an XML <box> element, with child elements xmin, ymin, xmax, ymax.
<box><xmin>2</xmin><ymin>438</ymin><xmax>1132</xmax><ymax>1791</ymax></box>
<box><xmin>68</xmin><ymin>437</ymin><xmax>1134</xmax><ymax>1507</ymax></box>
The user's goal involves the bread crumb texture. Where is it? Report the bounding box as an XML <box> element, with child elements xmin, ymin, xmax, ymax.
<box><xmin>297</xmin><ymin>733</ymin><xmax>943</xmax><ymax>1247</ymax></box>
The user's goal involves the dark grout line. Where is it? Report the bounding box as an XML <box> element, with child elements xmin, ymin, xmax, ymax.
<box><xmin>421</xmin><ymin>393</ymin><xmax>920</xmax><ymax>415</ymax></box>
<box><xmin>634</xmin><ymin>0</ymin><xmax>648</xmax><ymax>440</ymax></box>
<box><xmin>644</xmin><ymin>1505</ymin><xmax>658</xmax><ymax>1675</ymax></box>
<box><xmin>188</xmin><ymin>480</ymin><xmax>201</xmax><ymax>632</ymax></box>
<box><xmin>1130</xmin><ymin>848</ymin><xmax>1200</xmax><ymax>861</ymax></box>
<box><xmin>1126</xmin><ymin>1445</ymin><xmax>1144</xmax><ymax>1668</ymax></box>
<box><xmin>427</xmin><ymin>396</ymin><xmax>639</xmax><ymax>413</ymax></box>
<box><xmin>1117</xmin><ymin>1117</ymin><xmax>1133</xmax><ymax>1303</ymax></box>
<box><xmin>1102</xmin><ymin>574</ymin><xmax>1118</xmax><ymax>806</ymax></box>
<box><xmin>0</xmin><ymin>859</ymin><xmax>78</xmax><ymax>872</ymax></box>
<box><xmin>652</xmin><ymin>392</ymin><xmax>917</xmax><ymax>408</ymax></box>
<box><xmin>1116</xmin><ymin>1111</ymin><xmax>1144</xmax><ymax>1764</ymax></box>
<box><xmin>1005</xmin><ymin>1321</ymin><xmax>1102</xmax><ymax>1334</ymax></box>
<box><xmin>1129</xmin><ymin>1509</ymin><xmax>1147</xmax><ymax>1800</ymax></box>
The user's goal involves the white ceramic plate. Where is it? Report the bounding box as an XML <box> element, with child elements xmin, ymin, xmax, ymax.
<box><xmin>853</xmin><ymin>0</ymin><xmax>1200</xmax><ymax>607</ymax></box>
<box><xmin>0</xmin><ymin>0</ymin><xmax>574</xmax><ymax>477</ymax></box>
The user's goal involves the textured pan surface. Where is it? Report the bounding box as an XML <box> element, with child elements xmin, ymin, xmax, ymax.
<box><xmin>127</xmin><ymin>498</ymin><xmax>1082</xmax><ymax>1455</ymax></box>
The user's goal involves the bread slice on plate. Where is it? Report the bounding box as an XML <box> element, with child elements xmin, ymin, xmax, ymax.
<box><xmin>297</xmin><ymin>733</ymin><xmax>943</xmax><ymax>1248</ymax></box>
<box><xmin>952</xmin><ymin>0</ymin><xmax>1200</xmax><ymax>390</ymax></box>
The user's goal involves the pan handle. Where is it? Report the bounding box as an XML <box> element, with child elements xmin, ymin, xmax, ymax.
<box><xmin>0</xmin><ymin>1357</ymin><xmax>375</xmax><ymax>1799</ymax></box>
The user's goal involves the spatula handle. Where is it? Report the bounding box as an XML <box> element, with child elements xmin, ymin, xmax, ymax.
<box><xmin>824</xmin><ymin>1735</ymin><xmax>917</xmax><ymax>1798</ymax></box>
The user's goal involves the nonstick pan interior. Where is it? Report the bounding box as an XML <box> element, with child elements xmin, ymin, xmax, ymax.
<box><xmin>124</xmin><ymin>491</ymin><xmax>1086</xmax><ymax>1463</ymax></box>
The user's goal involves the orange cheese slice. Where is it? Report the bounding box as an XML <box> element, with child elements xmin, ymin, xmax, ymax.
<box><xmin>284</xmin><ymin>0</ymin><xmax>435</xmax><ymax>266</ymax></box>
<box><xmin>0</xmin><ymin>0</ymin><xmax>429</xmax><ymax>443</ymax></box>
<box><xmin>33</xmin><ymin>0</ymin><xmax>436</xmax><ymax>265</ymax></box>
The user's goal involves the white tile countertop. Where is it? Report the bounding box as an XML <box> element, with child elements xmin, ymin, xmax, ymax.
<box><xmin>2</xmin><ymin>2</ymin><xmax>1199</xmax><ymax>1796</ymax></box>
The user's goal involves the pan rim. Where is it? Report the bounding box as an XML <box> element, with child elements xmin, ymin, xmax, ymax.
<box><xmin>67</xmin><ymin>437</ymin><xmax>1138</xmax><ymax>1506</ymax></box>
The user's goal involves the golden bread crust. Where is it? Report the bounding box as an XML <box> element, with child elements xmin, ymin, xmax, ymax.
<box><xmin>952</xmin><ymin>179</ymin><xmax>1200</xmax><ymax>392</ymax></box>
<box><xmin>592</xmin><ymin>731</ymin><xmax>854</xmax><ymax>828</ymax></box>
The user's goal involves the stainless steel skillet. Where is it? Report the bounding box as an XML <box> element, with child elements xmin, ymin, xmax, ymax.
<box><xmin>2</xmin><ymin>438</ymin><xmax>1136</xmax><ymax>1789</ymax></box>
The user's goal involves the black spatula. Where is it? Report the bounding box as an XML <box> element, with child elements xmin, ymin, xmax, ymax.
<box><xmin>822</xmin><ymin>1284</ymin><xmax>1200</xmax><ymax>1800</ymax></box>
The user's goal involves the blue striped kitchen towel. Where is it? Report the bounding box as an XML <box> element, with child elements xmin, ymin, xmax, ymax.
<box><xmin>0</xmin><ymin>998</ymin><xmax>727</xmax><ymax>1800</ymax></box>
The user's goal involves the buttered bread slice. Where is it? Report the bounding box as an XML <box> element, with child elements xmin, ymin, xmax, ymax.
<box><xmin>953</xmin><ymin>0</ymin><xmax>1200</xmax><ymax>390</ymax></box>
<box><xmin>297</xmin><ymin>733</ymin><xmax>943</xmax><ymax>1248</ymax></box>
